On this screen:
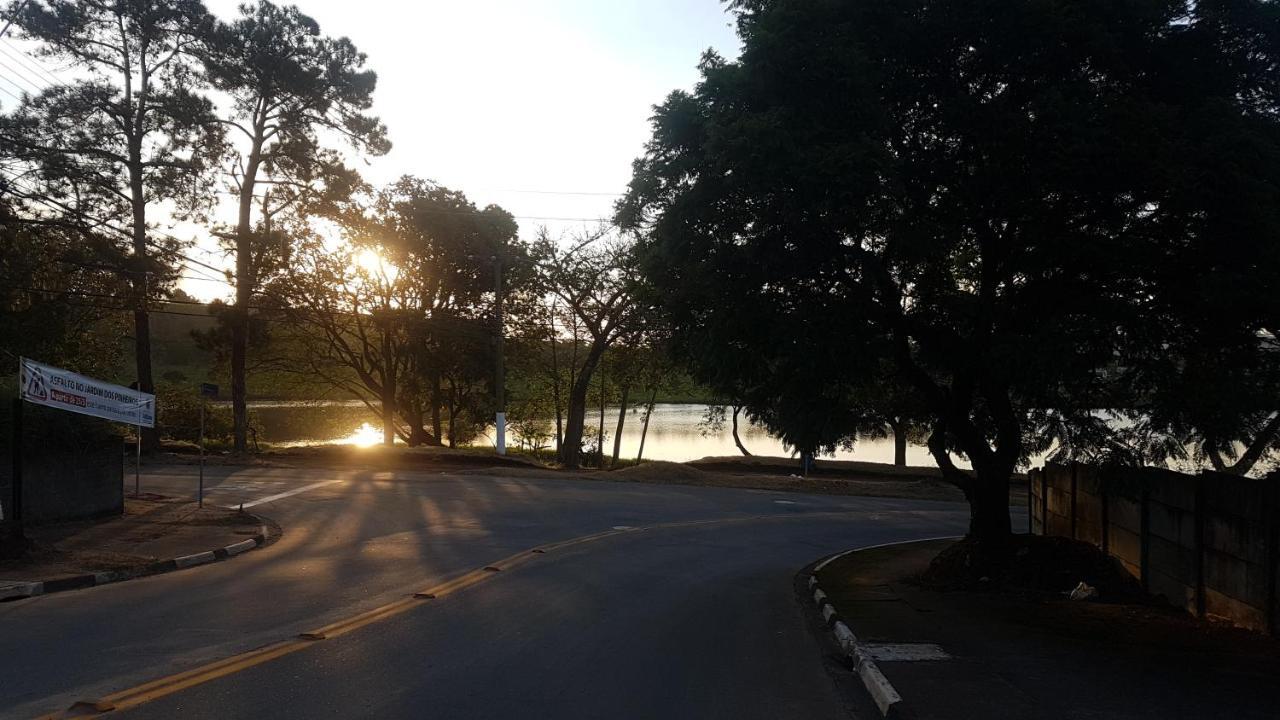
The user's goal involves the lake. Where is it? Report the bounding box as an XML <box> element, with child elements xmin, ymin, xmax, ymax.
<box><xmin>238</xmin><ymin>401</ymin><xmax>943</xmax><ymax>466</ymax></box>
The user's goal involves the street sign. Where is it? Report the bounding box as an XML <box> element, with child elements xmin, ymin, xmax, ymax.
<box><xmin>199</xmin><ymin>383</ymin><xmax>219</xmax><ymax>399</ymax></box>
<box><xmin>19</xmin><ymin>358</ymin><xmax>155</xmax><ymax>427</ymax></box>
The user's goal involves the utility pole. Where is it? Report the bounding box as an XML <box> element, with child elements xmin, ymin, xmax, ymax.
<box><xmin>494</xmin><ymin>254</ymin><xmax>506</xmax><ymax>455</ymax></box>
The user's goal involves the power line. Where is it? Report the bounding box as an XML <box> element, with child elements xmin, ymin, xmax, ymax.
<box><xmin>0</xmin><ymin>80</ymin><xmax>21</xmax><ymax>102</ymax></box>
<box><xmin>3</xmin><ymin>284</ymin><xmax>497</xmax><ymax>338</ymax></box>
<box><xmin>0</xmin><ymin>39</ymin><xmax>60</xmax><ymax>86</ymax></box>
<box><xmin>0</xmin><ymin>62</ymin><xmax>42</xmax><ymax>94</ymax></box>
<box><xmin>1</xmin><ymin>169</ymin><xmax>229</xmax><ymax>279</ymax></box>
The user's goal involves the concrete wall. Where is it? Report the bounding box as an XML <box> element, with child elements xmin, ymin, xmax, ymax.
<box><xmin>1029</xmin><ymin>463</ymin><xmax>1279</xmax><ymax>634</ymax></box>
<box><xmin>0</xmin><ymin>404</ymin><xmax>124</xmax><ymax>528</ymax></box>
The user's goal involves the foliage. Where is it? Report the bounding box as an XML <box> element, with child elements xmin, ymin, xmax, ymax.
<box><xmin>2</xmin><ymin>0</ymin><xmax>227</xmax><ymax>452</ymax></box>
<box><xmin>0</xmin><ymin>197</ymin><xmax>129</xmax><ymax>375</ymax></box>
<box><xmin>530</xmin><ymin>228</ymin><xmax>647</xmax><ymax>468</ymax></box>
<box><xmin>271</xmin><ymin>177</ymin><xmax>525</xmax><ymax>446</ymax></box>
<box><xmin>155</xmin><ymin>381</ymin><xmax>232</xmax><ymax>443</ymax></box>
<box><xmin>620</xmin><ymin>0</ymin><xmax>1280</xmax><ymax>539</ymax></box>
<box><xmin>200</xmin><ymin>0</ymin><xmax>389</xmax><ymax>452</ymax></box>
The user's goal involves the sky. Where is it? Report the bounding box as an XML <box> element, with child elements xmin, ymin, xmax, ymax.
<box><xmin>167</xmin><ymin>0</ymin><xmax>743</xmax><ymax>300</ymax></box>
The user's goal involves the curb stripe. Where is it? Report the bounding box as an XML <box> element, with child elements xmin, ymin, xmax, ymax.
<box><xmin>808</xmin><ymin>536</ymin><xmax>961</xmax><ymax>717</ymax></box>
<box><xmin>3</xmin><ymin>525</ymin><xmax>273</xmax><ymax>604</ymax></box>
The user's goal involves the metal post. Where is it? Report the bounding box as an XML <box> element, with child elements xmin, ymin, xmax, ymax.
<box><xmin>134</xmin><ymin>425</ymin><xmax>141</xmax><ymax>498</ymax></box>
<box><xmin>1027</xmin><ymin>470</ymin><xmax>1033</xmax><ymax>534</ymax></box>
<box><xmin>1070</xmin><ymin>464</ymin><xmax>1079</xmax><ymax>540</ymax></box>
<box><xmin>1265</xmin><ymin>478</ymin><xmax>1278</xmax><ymax>636</ymax></box>
<box><xmin>198</xmin><ymin>401</ymin><xmax>205</xmax><ymax>508</ymax></box>
<box><xmin>1194</xmin><ymin>474</ymin><xmax>1206</xmax><ymax>618</ymax></box>
<box><xmin>11</xmin><ymin>398</ymin><xmax>23</xmax><ymax>538</ymax></box>
<box><xmin>493</xmin><ymin>254</ymin><xmax>506</xmax><ymax>455</ymax></box>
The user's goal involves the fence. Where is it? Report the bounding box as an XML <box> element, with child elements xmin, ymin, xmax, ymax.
<box><xmin>1029</xmin><ymin>463</ymin><xmax>1280</xmax><ymax>634</ymax></box>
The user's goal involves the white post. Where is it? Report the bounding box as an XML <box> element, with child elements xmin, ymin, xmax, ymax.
<box><xmin>495</xmin><ymin>411</ymin><xmax>506</xmax><ymax>456</ymax></box>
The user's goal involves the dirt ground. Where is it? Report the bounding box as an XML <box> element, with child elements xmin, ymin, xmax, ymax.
<box><xmin>0</xmin><ymin>497</ymin><xmax>265</xmax><ymax>581</ymax></box>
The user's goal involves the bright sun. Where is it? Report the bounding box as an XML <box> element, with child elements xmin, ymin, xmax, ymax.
<box><xmin>341</xmin><ymin>422</ymin><xmax>383</xmax><ymax>448</ymax></box>
<box><xmin>356</xmin><ymin>248</ymin><xmax>396</xmax><ymax>277</ymax></box>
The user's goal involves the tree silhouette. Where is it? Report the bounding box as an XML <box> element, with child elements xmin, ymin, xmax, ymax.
<box><xmin>621</xmin><ymin>0</ymin><xmax>1280</xmax><ymax>540</ymax></box>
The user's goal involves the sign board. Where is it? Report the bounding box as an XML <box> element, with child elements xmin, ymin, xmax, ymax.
<box><xmin>199</xmin><ymin>383</ymin><xmax>219</xmax><ymax>399</ymax></box>
<box><xmin>19</xmin><ymin>358</ymin><xmax>155</xmax><ymax>427</ymax></box>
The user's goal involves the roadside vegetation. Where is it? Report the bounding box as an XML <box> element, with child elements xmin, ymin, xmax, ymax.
<box><xmin>2</xmin><ymin>0</ymin><xmax>1278</xmax><ymax>545</ymax></box>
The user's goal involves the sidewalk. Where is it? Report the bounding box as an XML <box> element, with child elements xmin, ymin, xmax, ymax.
<box><xmin>817</xmin><ymin>539</ymin><xmax>1280</xmax><ymax>720</ymax></box>
<box><xmin>1</xmin><ymin>496</ymin><xmax>267</xmax><ymax>590</ymax></box>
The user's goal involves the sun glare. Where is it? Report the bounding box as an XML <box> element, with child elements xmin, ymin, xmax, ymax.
<box><xmin>341</xmin><ymin>422</ymin><xmax>384</xmax><ymax>448</ymax></box>
<box><xmin>356</xmin><ymin>248</ymin><xmax>397</xmax><ymax>278</ymax></box>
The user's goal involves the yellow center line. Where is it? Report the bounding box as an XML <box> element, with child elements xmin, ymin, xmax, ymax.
<box><xmin>40</xmin><ymin>510</ymin><xmax>862</xmax><ymax>718</ymax></box>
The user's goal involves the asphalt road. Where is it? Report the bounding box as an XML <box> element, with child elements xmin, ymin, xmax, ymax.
<box><xmin>0</xmin><ymin>464</ymin><xmax>980</xmax><ymax>719</ymax></box>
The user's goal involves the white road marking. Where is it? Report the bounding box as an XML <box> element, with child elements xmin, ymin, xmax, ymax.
<box><xmin>773</xmin><ymin>500</ymin><xmax>798</xmax><ymax>505</ymax></box>
<box><xmin>861</xmin><ymin>643</ymin><xmax>951</xmax><ymax>662</ymax></box>
<box><xmin>236</xmin><ymin>479</ymin><xmax>343</xmax><ymax>508</ymax></box>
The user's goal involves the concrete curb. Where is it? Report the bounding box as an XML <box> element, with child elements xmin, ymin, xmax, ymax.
<box><xmin>808</xmin><ymin>572</ymin><xmax>906</xmax><ymax>718</ymax></box>
<box><xmin>807</xmin><ymin>536</ymin><xmax>963</xmax><ymax>717</ymax></box>
<box><xmin>0</xmin><ymin>523</ymin><xmax>271</xmax><ymax>602</ymax></box>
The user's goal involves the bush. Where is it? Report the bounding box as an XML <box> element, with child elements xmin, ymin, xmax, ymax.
<box><xmin>155</xmin><ymin>382</ymin><xmax>232</xmax><ymax>443</ymax></box>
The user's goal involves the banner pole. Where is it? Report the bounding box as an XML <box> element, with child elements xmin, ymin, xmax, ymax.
<box><xmin>134</xmin><ymin>425</ymin><xmax>141</xmax><ymax>498</ymax></box>
<box><xmin>198</xmin><ymin>402</ymin><xmax>205</xmax><ymax>508</ymax></box>
<box><xmin>11</xmin><ymin>398</ymin><xmax>23</xmax><ymax>539</ymax></box>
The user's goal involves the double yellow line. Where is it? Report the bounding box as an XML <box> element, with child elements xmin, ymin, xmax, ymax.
<box><xmin>38</xmin><ymin>512</ymin><xmax>857</xmax><ymax>718</ymax></box>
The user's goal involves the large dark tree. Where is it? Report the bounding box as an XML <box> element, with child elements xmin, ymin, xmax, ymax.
<box><xmin>202</xmin><ymin>0</ymin><xmax>388</xmax><ymax>453</ymax></box>
<box><xmin>3</xmin><ymin>0</ymin><xmax>224</xmax><ymax>450</ymax></box>
<box><xmin>620</xmin><ymin>0</ymin><xmax>1280</xmax><ymax>541</ymax></box>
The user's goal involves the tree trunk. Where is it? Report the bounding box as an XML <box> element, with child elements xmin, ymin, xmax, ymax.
<box><xmin>560</xmin><ymin>343</ymin><xmax>605</xmax><ymax>469</ymax></box>
<box><xmin>430</xmin><ymin>371</ymin><xmax>443</xmax><ymax>441</ymax></box>
<box><xmin>636</xmin><ymin>385</ymin><xmax>658</xmax><ymax>462</ymax></box>
<box><xmin>965</xmin><ymin>468</ymin><xmax>1013</xmax><ymax>542</ymax></box>
<box><xmin>230</xmin><ymin>137</ymin><xmax>263</xmax><ymax>455</ymax></box>
<box><xmin>927</xmin><ymin>423</ymin><xmax>1013</xmax><ymax>543</ymax></box>
<box><xmin>380</xmin><ymin>333</ymin><xmax>396</xmax><ymax>447</ymax></box>
<box><xmin>128</xmin><ymin>160</ymin><xmax>157</xmax><ymax>453</ymax></box>
<box><xmin>549</xmin><ymin>313</ymin><xmax>563</xmax><ymax>454</ymax></box>
<box><xmin>597</xmin><ymin>361</ymin><xmax>607</xmax><ymax>467</ymax></box>
<box><xmin>890</xmin><ymin>419</ymin><xmax>907</xmax><ymax>467</ymax></box>
<box><xmin>403</xmin><ymin>401</ymin><xmax>440</xmax><ymax>447</ymax></box>
<box><xmin>611</xmin><ymin>384</ymin><xmax>630</xmax><ymax>467</ymax></box>
<box><xmin>731</xmin><ymin>405</ymin><xmax>752</xmax><ymax>456</ymax></box>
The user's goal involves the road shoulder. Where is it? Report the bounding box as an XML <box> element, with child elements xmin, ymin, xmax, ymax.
<box><xmin>1</xmin><ymin>497</ymin><xmax>275</xmax><ymax>600</ymax></box>
<box><xmin>813</xmin><ymin>538</ymin><xmax>1280</xmax><ymax>720</ymax></box>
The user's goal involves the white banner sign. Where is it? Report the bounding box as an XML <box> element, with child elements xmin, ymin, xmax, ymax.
<box><xmin>19</xmin><ymin>358</ymin><xmax>155</xmax><ymax>427</ymax></box>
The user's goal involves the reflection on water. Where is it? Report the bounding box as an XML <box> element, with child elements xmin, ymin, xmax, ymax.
<box><xmin>242</xmin><ymin>400</ymin><xmax>941</xmax><ymax>465</ymax></box>
<box><xmin>342</xmin><ymin>422</ymin><xmax>384</xmax><ymax>448</ymax></box>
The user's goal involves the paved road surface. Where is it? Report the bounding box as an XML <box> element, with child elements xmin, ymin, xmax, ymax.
<box><xmin>0</xmin><ymin>465</ymin><xmax>981</xmax><ymax>719</ymax></box>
